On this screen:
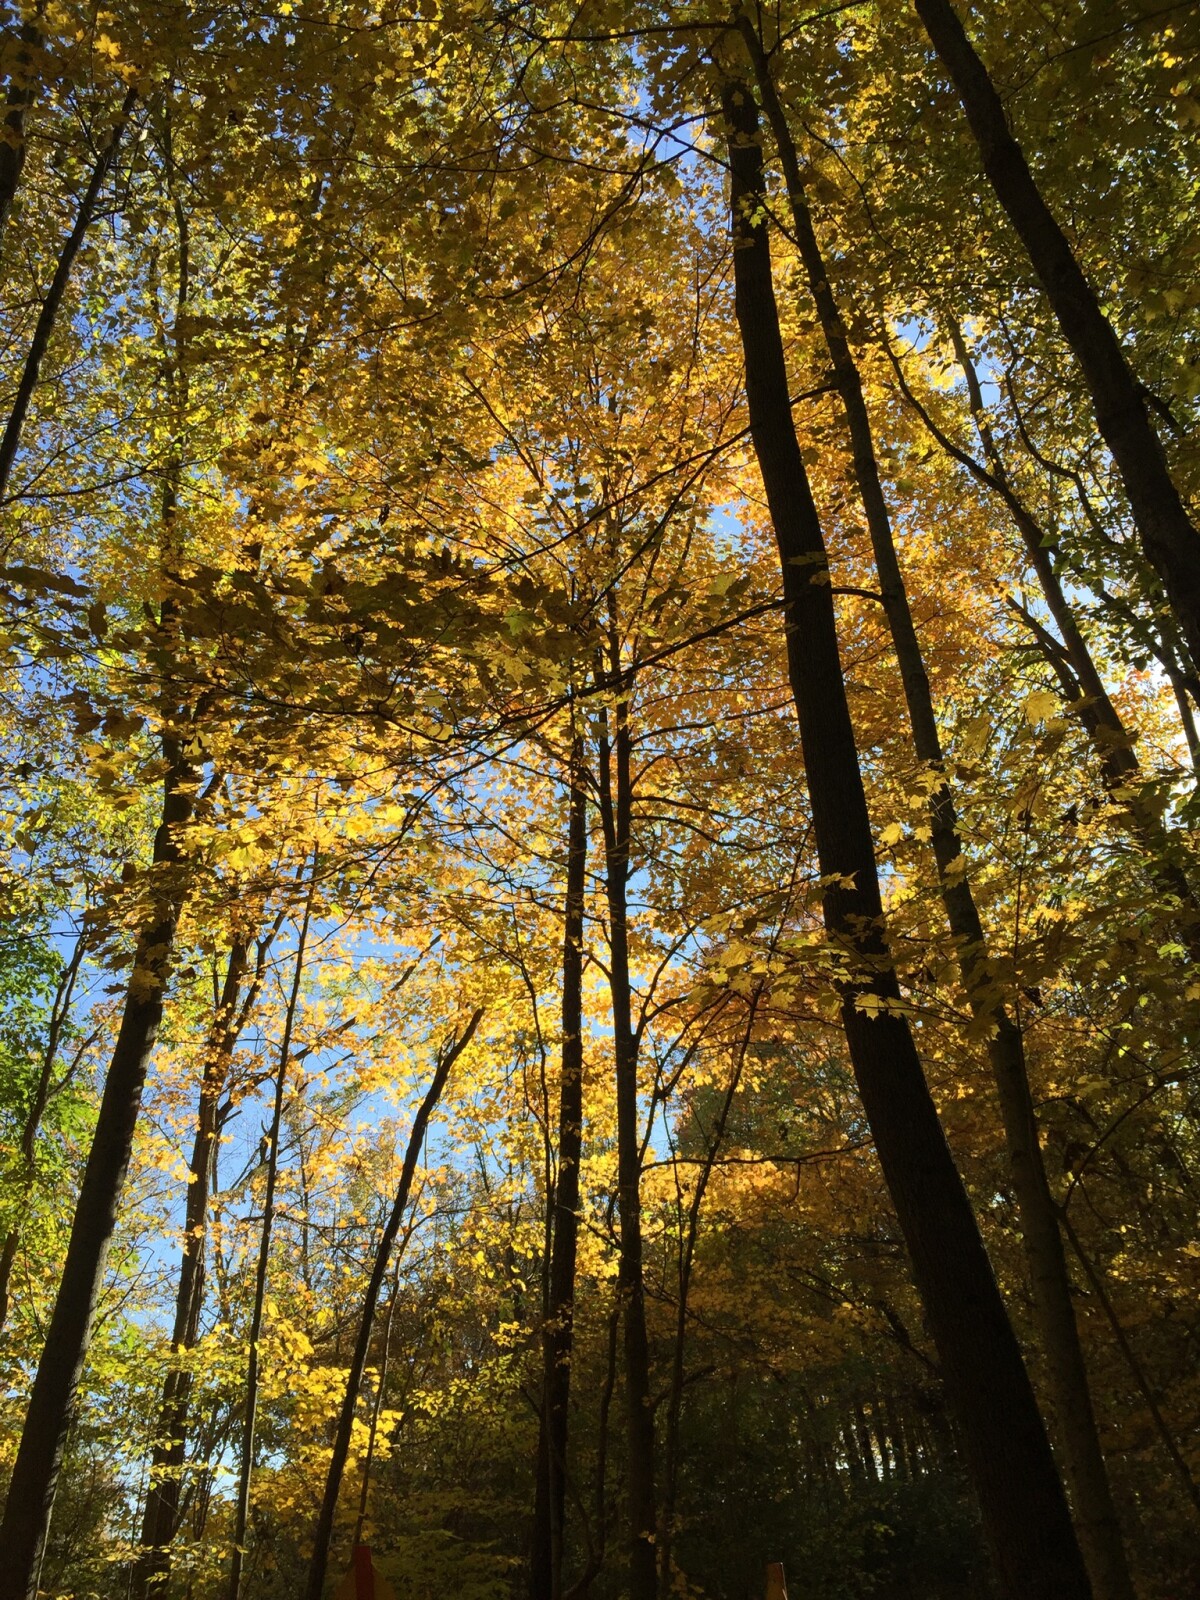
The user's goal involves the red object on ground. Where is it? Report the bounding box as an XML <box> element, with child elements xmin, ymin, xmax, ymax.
<box><xmin>353</xmin><ymin>1544</ymin><xmax>375</xmax><ymax>1600</ymax></box>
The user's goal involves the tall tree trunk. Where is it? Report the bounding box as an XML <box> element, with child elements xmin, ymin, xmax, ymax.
<box><xmin>531</xmin><ymin>738</ymin><xmax>589</xmax><ymax>1600</ymax></box>
<box><xmin>740</xmin><ymin>31</ymin><xmax>1134</xmax><ymax>1599</ymax></box>
<box><xmin>302</xmin><ymin>1009</ymin><xmax>481</xmax><ymax>1600</ymax></box>
<box><xmin>0</xmin><ymin>84</ymin><xmax>136</xmax><ymax>501</ymax></box>
<box><xmin>0</xmin><ymin>21</ymin><xmax>40</xmax><ymax>250</ymax></box>
<box><xmin>913</xmin><ymin>0</ymin><xmax>1200</xmax><ymax>673</ymax></box>
<box><xmin>721</xmin><ymin>77</ymin><xmax>1091</xmax><ymax>1600</ymax></box>
<box><xmin>132</xmin><ymin>935</ymin><xmax>263</xmax><ymax>1600</ymax></box>
<box><xmin>596</xmin><ymin>681</ymin><xmax>657</xmax><ymax>1600</ymax></box>
<box><xmin>0</xmin><ymin>738</ymin><xmax>195</xmax><ymax>1600</ymax></box>
<box><xmin>0</xmin><ymin>149</ymin><xmax>198</xmax><ymax>1591</ymax></box>
<box><xmin>227</xmin><ymin>874</ymin><xmax>315</xmax><ymax>1600</ymax></box>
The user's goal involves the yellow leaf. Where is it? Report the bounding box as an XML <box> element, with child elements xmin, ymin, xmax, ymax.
<box><xmin>1024</xmin><ymin>689</ymin><xmax>1058</xmax><ymax>724</ymax></box>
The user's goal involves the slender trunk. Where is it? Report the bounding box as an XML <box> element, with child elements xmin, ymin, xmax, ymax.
<box><xmin>740</xmin><ymin>33</ymin><xmax>1133</xmax><ymax>1598</ymax></box>
<box><xmin>1060</xmin><ymin>1208</ymin><xmax>1200</xmax><ymax>1518</ymax></box>
<box><xmin>132</xmin><ymin>937</ymin><xmax>257</xmax><ymax>1600</ymax></box>
<box><xmin>1165</xmin><ymin>649</ymin><xmax>1200</xmax><ymax>772</ymax></box>
<box><xmin>854</xmin><ymin>1405</ymin><xmax>880</xmax><ymax>1485</ymax></box>
<box><xmin>0</xmin><ymin>935</ymin><xmax>87</xmax><ymax>1331</ymax></box>
<box><xmin>227</xmin><ymin>876</ymin><xmax>315</xmax><ymax>1600</ymax></box>
<box><xmin>532</xmin><ymin>741</ymin><xmax>589</xmax><ymax>1600</ymax></box>
<box><xmin>722</xmin><ymin>78</ymin><xmax>1091</xmax><ymax>1600</ymax></box>
<box><xmin>0</xmin><ymin>21</ymin><xmax>39</xmax><ymax>249</ymax></box>
<box><xmin>0</xmin><ymin>738</ymin><xmax>195</xmax><ymax>1600</ymax></box>
<box><xmin>0</xmin><ymin>1229</ymin><xmax>17</xmax><ymax>1331</ymax></box>
<box><xmin>0</xmin><ymin>170</ymin><xmax>197</xmax><ymax>1591</ymax></box>
<box><xmin>350</xmin><ymin>1271</ymin><xmax>399</xmax><ymax>1551</ymax></box>
<box><xmin>658</xmin><ymin>1002</ymin><xmax>753</xmax><ymax>1600</ymax></box>
<box><xmin>303</xmin><ymin>1010</ymin><xmax>481</xmax><ymax>1600</ymax></box>
<box><xmin>0</xmin><ymin>84</ymin><xmax>136</xmax><ymax>502</ymax></box>
<box><xmin>885</xmin><ymin>1397</ymin><xmax>908</xmax><ymax>1480</ymax></box>
<box><xmin>571</xmin><ymin>1295</ymin><xmax>621</xmax><ymax>1600</ymax></box>
<box><xmin>842</xmin><ymin>1422</ymin><xmax>864</xmax><ymax>1487</ymax></box>
<box><xmin>879</xmin><ymin>1406</ymin><xmax>895</xmax><ymax>1480</ymax></box>
<box><xmin>596</xmin><ymin>685</ymin><xmax>657</xmax><ymax>1600</ymax></box>
<box><xmin>913</xmin><ymin>0</ymin><xmax>1200</xmax><ymax>671</ymax></box>
<box><xmin>938</xmin><ymin>327</ymin><xmax>1141</xmax><ymax>789</ymax></box>
<box><xmin>895</xmin><ymin>325</ymin><xmax>1200</xmax><ymax>955</ymax></box>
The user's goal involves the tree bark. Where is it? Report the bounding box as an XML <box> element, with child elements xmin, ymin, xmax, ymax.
<box><xmin>658</xmin><ymin>999</ymin><xmax>753</xmax><ymax>1600</ymax></box>
<box><xmin>893</xmin><ymin>323</ymin><xmax>1200</xmax><ymax>956</ymax></box>
<box><xmin>132</xmin><ymin>936</ymin><xmax>261</xmax><ymax>1600</ymax></box>
<box><xmin>0</xmin><ymin>84</ymin><xmax>136</xmax><ymax>502</ymax></box>
<box><xmin>302</xmin><ymin>1010</ymin><xmax>481</xmax><ymax>1600</ymax></box>
<box><xmin>532</xmin><ymin>739</ymin><xmax>589</xmax><ymax>1600</ymax></box>
<box><xmin>913</xmin><ymin>0</ymin><xmax>1200</xmax><ymax>673</ymax></box>
<box><xmin>227</xmin><ymin>875</ymin><xmax>315</xmax><ymax>1600</ymax></box>
<box><xmin>1060</xmin><ymin>1207</ymin><xmax>1200</xmax><ymax>1519</ymax></box>
<box><xmin>854</xmin><ymin>1404</ymin><xmax>880</xmax><ymax>1484</ymax></box>
<box><xmin>740</xmin><ymin>31</ymin><xmax>1134</xmax><ymax>1599</ymax></box>
<box><xmin>721</xmin><ymin>76</ymin><xmax>1091</xmax><ymax>1600</ymax></box>
<box><xmin>0</xmin><ymin>21</ymin><xmax>40</xmax><ymax>250</ymax></box>
<box><xmin>597</xmin><ymin>681</ymin><xmax>657</xmax><ymax>1600</ymax></box>
<box><xmin>350</xmin><ymin>1267</ymin><xmax>400</xmax><ymax>1551</ymax></box>
<box><xmin>0</xmin><ymin>737</ymin><xmax>195</xmax><ymax>1600</ymax></box>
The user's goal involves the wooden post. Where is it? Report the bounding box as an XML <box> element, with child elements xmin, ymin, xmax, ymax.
<box><xmin>765</xmin><ymin>1561</ymin><xmax>788</xmax><ymax>1600</ymax></box>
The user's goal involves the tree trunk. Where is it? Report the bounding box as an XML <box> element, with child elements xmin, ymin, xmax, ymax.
<box><xmin>0</xmin><ymin>84</ymin><xmax>137</xmax><ymax>502</ymax></box>
<box><xmin>0</xmin><ymin>21</ymin><xmax>39</xmax><ymax>249</ymax></box>
<box><xmin>0</xmin><ymin>934</ymin><xmax>88</xmax><ymax>1331</ymax></box>
<box><xmin>721</xmin><ymin>77</ymin><xmax>1091</xmax><ymax>1600</ymax></box>
<box><xmin>854</xmin><ymin>1405</ymin><xmax>880</xmax><ymax>1485</ymax></box>
<box><xmin>885</xmin><ymin>1396</ymin><xmax>908</xmax><ymax>1481</ymax></box>
<box><xmin>740</xmin><ymin>32</ymin><xmax>1134</xmax><ymax>1599</ymax></box>
<box><xmin>531</xmin><ymin>739</ymin><xmax>589</xmax><ymax>1600</ymax></box>
<box><xmin>895</xmin><ymin>322</ymin><xmax>1200</xmax><ymax>955</ymax></box>
<box><xmin>913</xmin><ymin>0</ymin><xmax>1200</xmax><ymax>673</ymax></box>
<box><xmin>573</xmin><ymin>1296</ymin><xmax>621</xmax><ymax>1599</ymax></box>
<box><xmin>597</xmin><ymin>683</ymin><xmax>657</xmax><ymax>1600</ymax></box>
<box><xmin>132</xmin><ymin>936</ymin><xmax>260</xmax><ymax>1600</ymax></box>
<box><xmin>658</xmin><ymin>1000</ymin><xmax>754</xmax><ymax>1600</ymax></box>
<box><xmin>0</xmin><ymin>739</ymin><xmax>195</xmax><ymax>1600</ymax></box>
<box><xmin>1060</xmin><ymin>1208</ymin><xmax>1200</xmax><ymax>1518</ymax></box>
<box><xmin>227</xmin><ymin>875</ymin><xmax>315</xmax><ymax>1600</ymax></box>
<box><xmin>350</xmin><ymin>1268</ymin><xmax>400</xmax><ymax>1551</ymax></box>
<box><xmin>302</xmin><ymin>1009</ymin><xmax>481</xmax><ymax>1600</ymax></box>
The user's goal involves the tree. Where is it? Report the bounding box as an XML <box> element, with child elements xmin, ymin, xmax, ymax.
<box><xmin>912</xmin><ymin>0</ymin><xmax>1200</xmax><ymax>673</ymax></box>
<box><xmin>720</xmin><ymin>72</ymin><xmax>1089</xmax><ymax>1600</ymax></box>
<box><xmin>3</xmin><ymin>7</ymin><xmax>1200</xmax><ymax>1598</ymax></box>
